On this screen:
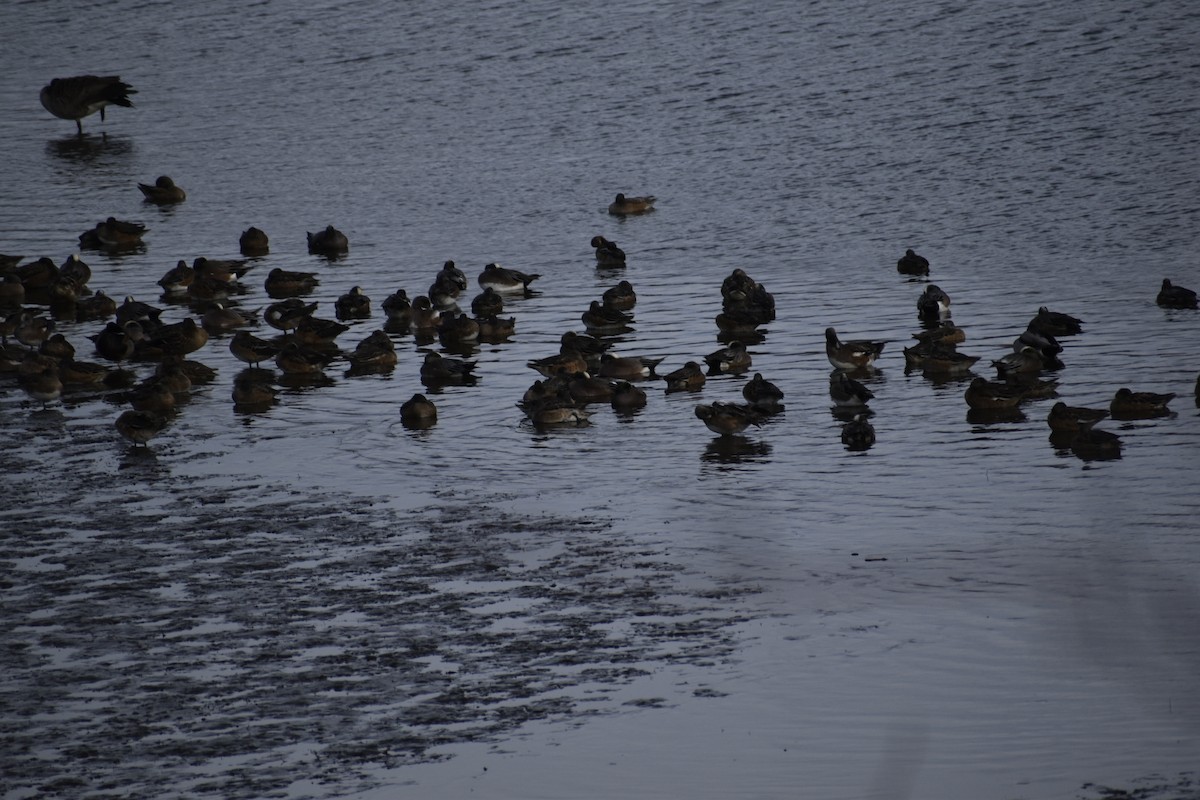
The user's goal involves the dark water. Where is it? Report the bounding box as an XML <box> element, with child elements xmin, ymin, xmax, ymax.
<box><xmin>2</xmin><ymin>0</ymin><xmax>1199</xmax><ymax>798</ymax></box>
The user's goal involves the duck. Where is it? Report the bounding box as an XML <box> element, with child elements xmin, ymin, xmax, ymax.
<box><xmin>201</xmin><ymin>303</ymin><xmax>256</xmax><ymax>335</ymax></box>
<box><xmin>307</xmin><ymin>225</ymin><xmax>349</xmax><ymax>256</ymax></box>
<box><xmin>566</xmin><ymin>372</ymin><xmax>617</xmax><ymax>404</ymax></box>
<box><xmin>1027</xmin><ymin>306</ymin><xmax>1083</xmax><ymax>337</ymax></box>
<box><xmin>1014</xmin><ymin>327</ymin><xmax>1062</xmax><ymax>358</ymax></box>
<box><xmin>292</xmin><ymin>315</ymin><xmax>349</xmax><ymax>347</ymax></box>
<box><xmin>275</xmin><ymin>341</ymin><xmax>335</xmax><ymax>375</ymax></box>
<box><xmin>264</xmin><ymin>267</ymin><xmax>319</xmax><ymax>298</ymax></box>
<box><xmin>126</xmin><ymin>378</ymin><xmax>176</xmax><ymax>414</ymax></box>
<box><xmin>409</xmin><ymin>296</ymin><xmax>440</xmax><ymax>332</ymax></box>
<box><xmin>916</xmin><ymin>284</ymin><xmax>951</xmax><ymax>320</ymax></box>
<box><xmin>91</xmin><ymin>321</ymin><xmax>137</xmax><ymax>362</ymax></box>
<box><xmin>1046</xmin><ymin>402</ymin><xmax>1109</xmax><ymax>433</ymax></box>
<box><xmin>919</xmin><ymin>347</ymin><xmax>981</xmax><ymax>376</ymax></box>
<box><xmin>428</xmin><ymin>279</ymin><xmax>462</xmax><ymax>312</ymax></box>
<box><xmin>0</xmin><ymin>273</ymin><xmax>26</xmax><ymax>310</ymax></box>
<box><xmin>825</xmin><ymin>327</ymin><xmax>886</xmax><ymax>371</ymax></box>
<box><xmin>193</xmin><ymin>257</ymin><xmax>252</xmax><ymax>284</ymax></box>
<box><xmin>229</xmin><ymin>330</ymin><xmax>281</xmax><ymax>367</ymax></box>
<box><xmin>59</xmin><ymin>358</ymin><xmax>110</xmax><ymax>388</ymax></box>
<box><xmin>829</xmin><ymin>371</ymin><xmax>873</xmax><ymax>408</ymax></box>
<box><xmin>991</xmin><ymin>346</ymin><xmax>1048</xmax><ymax>378</ymax></box>
<box><xmin>1070</xmin><ymin>425</ymin><xmax>1122</xmax><ymax>461</ymax></box>
<box><xmin>141</xmin><ymin>317</ymin><xmax>208</xmax><ymax>357</ymax></box>
<box><xmin>840</xmin><ymin>414</ymin><xmax>876</xmax><ymax>451</ymax></box>
<box><xmin>599</xmin><ymin>353</ymin><xmax>664</xmax><ymax>380</ymax></box>
<box><xmin>15</xmin><ymin>314</ymin><xmax>55</xmax><ymax>350</ymax></box>
<box><xmin>381</xmin><ymin>289</ymin><xmax>413</xmax><ymax>325</ymax></box>
<box><xmin>1110</xmin><ymin>387</ymin><xmax>1175</xmax><ymax>419</ymax></box>
<box><xmin>694</xmin><ymin>402</ymin><xmax>763</xmax><ymax>436</ymax></box>
<box><xmin>476</xmin><ymin>315</ymin><xmax>516</xmax><ymax>341</ymax></box>
<box><xmin>74</xmin><ymin>290</ymin><xmax>118</xmax><ymax>323</ymax></box>
<box><xmin>346</xmin><ymin>330</ymin><xmax>397</xmax><ymax>371</ymax></box>
<box><xmin>896</xmin><ymin>248</ymin><xmax>930</xmax><ymax>276</ymax></box>
<box><xmin>561</xmin><ymin>330</ymin><xmax>612</xmax><ymax>361</ymax></box>
<box><xmin>1156</xmin><ymin>278</ymin><xmax>1198</xmax><ymax>309</ymax></box>
<box><xmin>264</xmin><ymin>298</ymin><xmax>317</xmax><ymax>332</ymax></box>
<box><xmin>39</xmin><ymin>333</ymin><xmax>74</xmax><ymax>361</ymax></box>
<box><xmin>334</xmin><ymin>286</ymin><xmax>372</xmax><ymax>320</ymax></box>
<box><xmin>40</xmin><ymin>75</ymin><xmax>136</xmax><ymax>134</ymax></box>
<box><xmin>582</xmin><ymin>300</ymin><xmax>633</xmax><ymax>334</ymax></box>
<box><xmin>436</xmin><ymin>311</ymin><xmax>480</xmax><ymax>346</ymax></box>
<box><xmin>912</xmin><ymin>322</ymin><xmax>966</xmax><ymax>347</ymax></box>
<box><xmin>163</xmin><ymin>355</ymin><xmax>216</xmax><ymax>385</ymax></box>
<box><xmin>157</xmin><ymin>260</ymin><xmax>195</xmax><ymax>295</ymax></box>
<box><xmin>435</xmin><ymin>260</ymin><xmax>469</xmax><ymax>290</ymax></box>
<box><xmin>232</xmin><ymin>373</ymin><xmax>278</xmax><ymax>409</ymax></box>
<box><xmin>611</xmin><ymin>380</ymin><xmax>648</xmax><ymax>411</ymax></box>
<box><xmin>964</xmin><ymin>377</ymin><xmax>1027</xmax><ymax>410</ymax></box>
<box><xmin>663</xmin><ymin>361</ymin><xmax>707</xmax><ymax>393</ymax></box>
<box><xmin>239</xmin><ymin>226</ymin><xmax>270</xmax><ymax>256</ymax></box>
<box><xmin>528</xmin><ymin>349</ymin><xmax>590</xmax><ymax>379</ymax></box>
<box><xmin>470</xmin><ymin>287</ymin><xmax>504</xmax><ymax>318</ymax></box>
<box><xmin>715</xmin><ymin>305</ymin><xmax>768</xmax><ymax>336</ymax></box>
<box><xmin>114</xmin><ymin>410</ymin><xmax>168</xmax><ymax>447</ymax></box>
<box><xmin>420</xmin><ymin>351</ymin><xmax>477</xmax><ymax>385</ymax></box>
<box><xmin>478</xmin><ymin>263</ymin><xmax>540</xmax><ymax>294</ymax></box>
<box><xmin>721</xmin><ymin>269</ymin><xmax>758</xmax><ymax>303</ymax></box>
<box><xmin>703</xmin><ymin>341</ymin><xmax>751</xmax><ymax>375</ymax></box>
<box><xmin>137</xmin><ymin>175</ymin><xmax>186</xmax><ymax>204</ymax></box>
<box><xmin>153</xmin><ymin>361</ymin><xmax>193</xmax><ymax>394</ymax></box>
<box><xmin>94</xmin><ymin>217</ymin><xmax>148</xmax><ymax>248</ymax></box>
<box><xmin>591</xmin><ymin>236</ymin><xmax>626</xmax><ymax>267</ymax></box>
<box><xmin>400</xmin><ymin>393</ymin><xmax>438</xmax><ymax>428</ymax></box>
<box><xmin>59</xmin><ymin>253</ymin><xmax>91</xmax><ymax>286</ymax></box>
<box><xmin>608</xmin><ymin>193</ymin><xmax>656</xmax><ymax>215</ymax></box>
<box><xmin>602</xmin><ymin>280</ymin><xmax>637</xmax><ymax>311</ymax></box>
<box><xmin>15</xmin><ymin>256</ymin><xmax>59</xmax><ymax>291</ymax></box>
<box><xmin>743</xmin><ymin>373</ymin><xmax>785</xmax><ymax>414</ymax></box>
<box><xmin>17</xmin><ymin>356</ymin><xmax>62</xmax><ymax>408</ymax></box>
<box><xmin>526</xmin><ymin>399</ymin><xmax>592</xmax><ymax>426</ymax></box>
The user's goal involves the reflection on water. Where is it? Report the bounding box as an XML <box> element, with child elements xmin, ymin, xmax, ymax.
<box><xmin>44</xmin><ymin>133</ymin><xmax>134</xmax><ymax>165</ymax></box>
<box><xmin>701</xmin><ymin>434</ymin><xmax>772</xmax><ymax>465</ymax></box>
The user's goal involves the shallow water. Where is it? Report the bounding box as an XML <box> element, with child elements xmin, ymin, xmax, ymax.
<box><xmin>2</xmin><ymin>0</ymin><xmax>1199</xmax><ymax>798</ymax></box>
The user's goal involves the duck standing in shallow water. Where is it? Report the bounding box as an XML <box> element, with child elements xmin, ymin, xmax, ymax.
<box><xmin>608</xmin><ymin>193</ymin><xmax>656</xmax><ymax>215</ymax></box>
<box><xmin>41</xmin><ymin>75</ymin><xmax>136</xmax><ymax>134</ymax></box>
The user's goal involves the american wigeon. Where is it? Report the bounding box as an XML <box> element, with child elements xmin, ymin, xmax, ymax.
<box><xmin>992</xmin><ymin>346</ymin><xmax>1053</xmax><ymax>378</ymax></box>
<box><xmin>59</xmin><ymin>358</ymin><xmax>109</xmax><ymax>388</ymax></box>
<box><xmin>560</xmin><ymin>331</ymin><xmax>612</xmax><ymax>360</ymax></box>
<box><xmin>239</xmin><ymin>226</ymin><xmax>270</xmax><ymax>256</ymax></box>
<box><xmin>840</xmin><ymin>414</ymin><xmax>876</xmax><ymax>451</ymax></box>
<box><xmin>916</xmin><ymin>285</ymin><xmax>951</xmax><ymax>320</ymax></box>
<box><xmin>264</xmin><ymin>298</ymin><xmax>317</xmax><ymax>332</ymax></box>
<box><xmin>409</xmin><ymin>296</ymin><xmax>440</xmax><ymax>332</ymax></box>
<box><xmin>470</xmin><ymin>287</ymin><xmax>504</xmax><ymax>318</ymax></box>
<box><xmin>307</xmin><ymin>225</ymin><xmax>349</xmax><ymax>256</ymax></box>
<box><xmin>232</xmin><ymin>372</ymin><xmax>278</xmax><ymax>409</ymax></box>
<box><xmin>526</xmin><ymin>400</ymin><xmax>592</xmax><ymax>426</ymax></box>
<box><xmin>1014</xmin><ymin>327</ymin><xmax>1062</xmax><ymax>357</ymax></box>
<box><xmin>664</xmin><ymin>361</ymin><xmax>706</xmax><ymax>393</ymax></box>
<box><xmin>137</xmin><ymin>175</ymin><xmax>186</xmax><ymax>204</ymax></box>
<box><xmin>59</xmin><ymin>253</ymin><xmax>91</xmax><ymax>286</ymax></box>
<box><xmin>964</xmin><ymin>377</ymin><xmax>1027</xmax><ymax>410</ymax></box>
<box><xmin>476</xmin><ymin>315</ymin><xmax>516</xmax><ymax>341</ymax></box>
<box><xmin>1069</xmin><ymin>425</ymin><xmax>1122</xmax><ymax>462</ymax></box>
<box><xmin>912</xmin><ymin>322</ymin><xmax>965</xmax><ymax>347</ymax></box>
<box><xmin>140</xmin><ymin>317</ymin><xmax>208</xmax><ymax>357</ymax></box>
<box><xmin>896</xmin><ymin>249</ymin><xmax>930</xmax><ymax>276</ymax></box>
<box><xmin>608</xmin><ymin>193</ymin><xmax>656</xmax><ymax>215</ymax></box>
<box><xmin>201</xmin><ymin>303</ymin><xmax>256</xmax><ymax>335</ymax></box>
<box><xmin>91</xmin><ymin>217</ymin><xmax>148</xmax><ymax>248</ymax></box>
<box><xmin>437</xmin><ymin>311</ymin><xmax>480</xmax><ymax>346</ymax></box>
<box><xmin>420</xmin><ymin>351</ymin><xmax>477</xmax><ymax>385</ymax></box>
<box><xmin>264</xmin><ymin>267</ymin><xmax>319</xmax><ymax>298</ymax></box>
<box><xmin>436</xmin><ymin>261</ymin><xmax>469</xmax><ymax>291</ymax></box>
<box><xmin>18</xmin><ymin>356</ymin><xmax>62</xmax><ymax>408</ymax></box>
<box><xmin>116</xmin><ymin>296</ymin><xmax>164</xmax><ymax>328</ymax></box>
<box><xmin>90</xmin><ymin>321</ymin><xmax>136</xmax><ymax>362</ymax></box>
<box><xmin>400</xmin><ymin>393</ymin><xmax>438</xmax><ymax>427</ymax></box>
<box><xmin>15</xmin><ymin>313</ymin><xmax>55</xmax><ymax>350</ymax></box>
<box><xmin>703</xmin><ymin>341</ymin><xmax>751</xmax><ymax>375</ymax></box>
<box><xmin>74</xmin><ymin>290</ymin><xmax>117</xmax><ymax>323</ymax></box>
<box><xmin>602</xmin><ymin>280</ymin><xmax>637</xmax><ymax>311</ymax></box>
<box><xmin>919</xmin><ymin>347</ymin><xmax>981</xmax><ymax>376</ymax></box>
<box><xmin>275</xmin><ymin>341</ymin><xmax>335</xmax><ymax>375</ymax></box>
<box><xmin>194</xmin><ymin>257</ymin><xmax>252</xmax><ymax>283</ymax></box>
<box><xmin>694</xmin><ymin>402</ymin><xmax>764</xmax><ymax>436</ymax></box>
<box><xmin>825</xmin><ymin>328</ymin><xmax>886</xmax><ymax>371</ymax></box>
<box><xmin>721</xmin><ymin>269</ymin><xmax>758</xmax><ymax>303</ymax></box>
<box><xmin>15</xmin><ymin>257</ymin><xmax>59</xmax><ymax>290</ymax></box>
<box><xmin>528</xmin><ymin>349</ymin><xmax>589</xmax><ymax>379</ymax></box>
<box><xmin>478</xmin><ymin>263</ymin><xmax>540</xmax><ymax>294</ymax></box>
<box><xmin>1027</xmin><ymin>306</ymin><xmax>1083</xmax><ymax>337</ymax></box>
<box><xmin>1156</xmin><ymin>278</ymin><xmax>1198</xmax><ymax>309</ymax></box>
<box><xmin>591</xmin><ymin>236</ymin><xmax>626</xmax><ymax>267</ymax></box>
<box><xmin>1110</xmin><ymin>387</ymin><xmax>1175</xmax><ymax>419</ymax></box>
<box><xmin>229</xmin><ymin>330</ymin><xmax>281</xmax><ymax>366</ymax></box>
<box><xmin>582</xmin><ymin>300</ymin><xmax>633</xmax><ymax>334</ymax></box>
<box><xmin>115</xmin><ymin>410</ymin><xmax>168</xmax><ymax>447</ymax></box>
<box><xmin>127</xmin><ymin>377</ymin><xmax>177</xmax><ymax>414</ymax></box>
<box><xmin>40</xmin><ymin>75</ymin><xmax>136</xmax><ymax>134</ymax></box>
<box><xmin>829</xmin><ymin>371</ymin><xmax>873</xmax><ymax>407</ymax></box>
<box><xmin>335</xmin><ymin>286</ymin><xmax>372</xmax><ymax>320</ymax></box>
<box><xmin>292</xmin><ymin>315</ymin><xmax>349</xmax><ymax>347</ymax></box>
<box><xmin>39</xmin><ymin>333</ymin><xmax>74</xmax><ymax>361</ymax></box>
<box><xmin>743</xmin><ymin>373</ymin><xmax>785</xmax><ymax>414</ymax></box>
<box><xmin>610</xmin><ymin>380</ymin><xmax>647</xmax><ymax>411</ymax></box>
<box><xmin>599</xmin><ymin>353</ymin><xmax>664</xmax><ymax>380</ymax></box>
<box><xmin>0</xmin><ymin>274</ymin><xmax>25</xmax><ymax>309</ymax></box>
<box><xmin>381</xmin><ymin>289</ymin><xmax>413</xmax><ymax>323</ymax></box>
<box><xmin>566</xmin><ymin>372</ymin><xmax>617</xmax><ymax>404</ymax></box>
<box><xmin>163</xmin><ymin>355</ymin><xmax>216</xmax><ymax>385</ymax></box>
<box><xmin>157</xmin><ymin>260</ymin><xmax>195</xmax><ymax>295</ymax></box>
<box><xmin>1046</xmin><ymin>402</ymin><xmax>1109</xmax><ymax>433</ymax></box>
<box><xmin>346</xmin><ymin>330</ymin><xmax>397</xmax><ymax>372</ymax></box>
<box><xmin>153</xmin><ymin>361</ymin><xmax>193</xmax><ymax>394</ymax></box>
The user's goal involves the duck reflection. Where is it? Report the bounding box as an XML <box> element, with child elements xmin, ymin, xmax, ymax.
<box><xmin>967</xmin><ymin>407</ymin><xmax>1027</xmax><ymax>425</ymax></box>
<box><xmin>702</xmin><ymin>435</ymin><xmax>772</xmax><ymax>464</ymax></box>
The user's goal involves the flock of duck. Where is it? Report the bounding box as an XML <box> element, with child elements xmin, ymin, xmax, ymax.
<box><xmin>7</xmin><ymin>74</ymin><xmax>1198</xmax><ymax>460</ymax></box>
